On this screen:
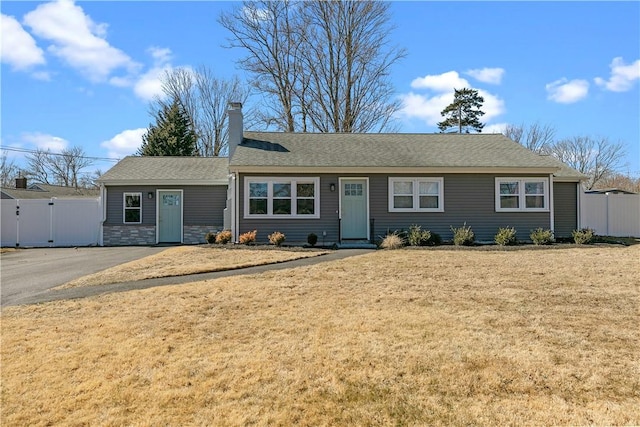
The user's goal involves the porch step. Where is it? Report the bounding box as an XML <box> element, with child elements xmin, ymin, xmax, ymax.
<box><xmin>336</xmin><ymin>241</ymin><xmax>378</xmax><ymax>249</ymax></box>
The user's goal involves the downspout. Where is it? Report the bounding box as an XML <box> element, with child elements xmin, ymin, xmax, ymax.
<box><xmin>233</xmin><ymin>172</ymin><xmax>239</xmax><ymax>243</ymax></box>
<box><xmin>99</xmin><ymin>184</ymin><xmax>106</xmax><ymax>246</ymax></box>
<box><xmin>549</xmin><ymin>174</ymin><xmax>554</xmax><ymax>233</ymax></box>
<box><xmin>577</xmin><ymin>183</ymin><xmax>582</xmax><ymax>230</ymax></box>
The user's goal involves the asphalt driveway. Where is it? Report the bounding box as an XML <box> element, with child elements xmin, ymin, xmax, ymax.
<box><xmin>1</xmin><ymin>246</ymin><xmax>166</xmax><ymax>307</ymax></box>
<box><xmin>1</xmin><ymin>247</ymin><xmax>374</xmax><ymax>307</ymax></box>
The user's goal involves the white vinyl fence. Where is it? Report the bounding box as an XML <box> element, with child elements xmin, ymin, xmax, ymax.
<box><xmin>580</xmin><ymin>193</ymin><xmax>640</xmax><ymax>237</ymax></box>
<box><xmin>1</xmin><ymin>198</ymin><xmax>101</xmax><ymax>247</ymax></box>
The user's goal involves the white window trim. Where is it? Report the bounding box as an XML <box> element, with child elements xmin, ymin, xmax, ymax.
<box><xmin>244</xmin><ymin>177</ymin><xmax>320</xmax><ymax>219</ymax></box>
<box><xmin>123</xmin><ymin>192</ymin><xmax>142</xmax><ymax>224</ymax></box>
<box><xmin>495</xmin><ymin>177</ymin><xmax>550</xmax><ymax>212</ymax></box>
<box><xmin>388</xmin><ymin>177</ymin><xmax>444</xmax><ymax>212</ymax></box>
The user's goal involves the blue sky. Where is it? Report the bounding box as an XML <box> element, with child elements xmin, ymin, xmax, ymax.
<box><xmin>2</xmin><ymin>1</ymin><xmax>639</xmax><ymax>178</ymax></box>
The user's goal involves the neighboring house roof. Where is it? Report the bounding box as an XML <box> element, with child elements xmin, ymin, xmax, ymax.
<box><xmin>98</xmin><ymin>156</ymin><xmax>230</xmax><ymax>185</ymax></box>
<box><xmin>585</xmin><ymin>188</ymin><xmax>638</xmax><ymax>195</ymax></box>
<box><xmin>1</xmin><ymin>184</ymin><xmax>99</xmax><ymax>199</ymax></box>
<box><xmin>231</xmin><ymin>132</ymin><xmax>585</xmax><ymax>180</ymax></box>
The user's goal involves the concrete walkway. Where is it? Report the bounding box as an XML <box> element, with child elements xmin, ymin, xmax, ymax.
<box><xmin>4</xmin><ymin>249</ymin><xmax>373</xmax><ymax>307</ymax></box>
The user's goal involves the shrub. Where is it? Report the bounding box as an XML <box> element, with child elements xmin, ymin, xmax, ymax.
<box><xmin>529</xmin><ymin>228</ymin><xmax>554</xmax><ymax>245</ymax></box>
<box><xmin>450</xmin><ymin>222</ymin><xmax>475</xmax><ymax>246</ymax></box>
<box><xmin>215</xmin><ymin>230</ymin><xmax>232</xmax><ymax>244</ymax></box>
<box><xmin>427</xmin><ymin>232</ymin><xmax>442</xmax><ymax>246</ymax></box>
<box><xmin>205</xmin><ymin>231</ymin><xmax>216</xmax><ymax>244</ymax></box>
<box><xmin>494</xmin><ymin>226</ymin><xmax>517</xmax><ymax>246</ymax></box>
<box><xmin>407</xmin><ymin>224</ymin><xmax>432</xmax><ymax>247</ymax></box>
<box><xmin>379</xmin><ymin>232</ymin><xmax>405</xmax><ymax>249</ymax></box>
<box><xmin>239</xmin><ymin>229</ymin><xmax>257</xmax><ymax>245</ymax></box>
<box><xmin>268</xmin><ymin>231</ymin><xmax>286</xmax><ymax>246</ymax></box>
<box><xmin>307</xmin><ymin>233</ymin><xmax>318</xmax><ymax>247</ymax></box>
<box><xmin>572</xmin><ymin>228</ymin><xmax>595</xmax><ymax>245</ymax></box>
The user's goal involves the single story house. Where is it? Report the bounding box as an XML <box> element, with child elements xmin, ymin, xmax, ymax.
<box><xmin>98</xmin><ymin>103</ymin><xmax>585</xmax><ymax>246</ymax></box>
<box><xmin>97</xmin><ymin>156</ymin><xmax>228</xmax><ymax>245</ymax></box>
<box><xmin>225</xmin><ymin>103</ymin><xmax>585</xmax><ymax>244</ymax></box>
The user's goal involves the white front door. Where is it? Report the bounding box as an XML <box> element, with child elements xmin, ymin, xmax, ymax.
<box><xmin>158</xmin><ymin>190</ymin><xmax>182</xmax><ymax>243</ymax></box>
<box><xmin>340</xmin><ymin>179</ymin><xmax>368</xmax><ymax>240</ymax></box>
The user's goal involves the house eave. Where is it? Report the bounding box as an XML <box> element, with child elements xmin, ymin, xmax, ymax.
<box><xmin>98</xmin><ymin>179</ymin><xmax>228</xmax><ymax>186</ymax></box>
<box><xmin>228</xmin><ymin>166</ymin><xmax>560</xmax><ymax>175</ymax></box>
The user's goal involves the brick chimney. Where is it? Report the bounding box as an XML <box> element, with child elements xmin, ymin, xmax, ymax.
<box><xmin>15</xmin><ymin>176</ymin><xmax>27</xmax><ymax>189</ymax></box>
<box><xmin>227</xmin><ymin>102</ymin><xmax>243</xmax><ymax>158</ymax></box>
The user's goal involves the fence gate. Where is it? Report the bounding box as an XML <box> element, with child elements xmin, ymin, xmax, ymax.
<box><xmin>1</xmin><ymin>198</ymin><xmax>101</xmax><ymax>247</ymax></box>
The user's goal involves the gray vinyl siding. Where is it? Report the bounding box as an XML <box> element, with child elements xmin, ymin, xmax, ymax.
<box><xmin>239</xmin><ymin>174</ymin><xmax>341</xmax><ymax>244</ymax></box>
<box><xmin>553</xmin><ymin>182</ymin><xmax>578</xmax><ymax>238</ymax></box>
<box><xmin>104</xmin><ymin>185</ymin><xmax>226</xmax><ymax>227</ymax></box>
<box><xmin>370</xmin><ymin>174</ymin><xmax>551</xmax><ymax>242</ymax></box>
<box><xmin>238</xmin><ymin>173</ymin><xmax>553</xmax><ymax>243</ymax></box>
<box><xmin>183</xmin><ymin>186</ymin><xmax>227</xmax><ymax>226</ymax></box>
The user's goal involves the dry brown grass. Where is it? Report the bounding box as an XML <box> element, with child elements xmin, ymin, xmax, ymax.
<box><xmin>57</xmin><ymin>245</ymin><xmax>327</xmax><ymax>289</ymax></box>
<box><xmin>2</xmin><ymin>245</ymin><xmax>639</xmax><ymax>426</ymax></box>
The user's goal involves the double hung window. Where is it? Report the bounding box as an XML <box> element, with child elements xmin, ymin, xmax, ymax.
<box><xmin>388</xmin><ymin>178</ymin><xmax>444</xmax><ymax>212</ymax></box>
<box><xmin>123</xmin><ymin>192</ymin><xmax>142</xmax><ymax>223</ymax></box>
<box><xmin>496</xmin><ymin>178</ymin><xmax>549</xmax><ymax>211</ymax></box>
<box><xmin>246</xmin><ymin>177</ymin><xmax>320</xmax><ymax>218</ymax></box>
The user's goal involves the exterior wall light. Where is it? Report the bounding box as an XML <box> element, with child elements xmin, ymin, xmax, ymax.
<box><xmin>148</xmin><ymin>192</ymin><xmax>154</xmax><ymax>199</ymax></box>
<box><xmin>330</xmin><ymin>183</ymin><xmax>336</xmax><ymax>192</ymax></box>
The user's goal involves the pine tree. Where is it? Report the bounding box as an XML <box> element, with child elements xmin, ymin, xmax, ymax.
<box><xmin>138</xmin><ymin>99</ymin><xmax>198</xmax><ymax>156</ymax></box>
<box><xmin>437</xmin><ymin>88</ymin><xmax>485</xmax><ymax>133</ymax></box>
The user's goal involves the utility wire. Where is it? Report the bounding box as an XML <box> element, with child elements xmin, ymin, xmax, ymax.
<box><xmin>0</xmin><ymin>146</ymin><xmax>120</xmax><ymax>162</ymax></box>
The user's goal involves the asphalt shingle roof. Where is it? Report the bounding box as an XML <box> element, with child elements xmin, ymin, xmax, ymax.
<box><xmin>98</xmin><ymin>156</ymin><xmax>229</xmax><ymax>184</ymax></box>
<box><xmin>231</xmin><ymin>132</ymin><xmax>583</xmax><ymax>179</ymax></box>
<box><xmin>1</xmin><ymin>184</ymin><xmax>99</xmax><ymax>199</ymax></box>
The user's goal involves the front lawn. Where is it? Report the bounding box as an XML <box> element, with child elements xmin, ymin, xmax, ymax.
<box><xmin>2</xmin><ymin>245</ymin><xmax>639</xmax><ymax>425</ymax></box>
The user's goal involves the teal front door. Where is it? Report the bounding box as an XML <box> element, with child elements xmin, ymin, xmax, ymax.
<box><xmin>158</xmin><ymin>191</ymin><xmax>182</xmax><ymax>243</ymax></box>
<box><xmin>340</xmin><ymin>179</ymin><xmax>368</xmax><ymax>240</ymax></box>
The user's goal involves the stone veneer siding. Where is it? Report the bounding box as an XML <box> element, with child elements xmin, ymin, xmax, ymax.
<box><xmin>183</xmin><ymin>225</ymin><xmax>221</xmax><ymax>245</ymax></box>
<box><xmin>103</xmin><ymin>225</ymin><xmax>156</xmax><ymax>246</ymax></box>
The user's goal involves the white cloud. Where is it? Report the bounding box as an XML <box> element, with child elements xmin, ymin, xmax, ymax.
<box><xmin>400</xmin><ymin>71</ymin><xmax>506</xmax><ymax>127</ymax></box>
<box><xmin>31</xmin><ymin>70</ymin><xmax>51</xmax><ymax>81</ymax></box>
<box><xmin>545</xmin><ymin>78</ymin><xmax>589</xmax><ymax>103</ymax></box>
<box><xmin>482</xmin><ymin>122</ymin><xmax>509</xmax><ymax>134</ymax></box>
<box><xmin>23</xmin><ymin>0</ymin><xmax>140</xmax><ymax>82</ymax></box>
<box><xmin>132</xmin><ymin>47</ymin><xmax>177</xmax><ymax>101</ymax></box>
<box><xmin>594</xmin><ymin>57</ymin><xmax>640</xmax><ymax>92</ymax></box>
<box><xmin>465</xmin><ymin>67</ymin><xmax>504</xmax><ymax>85</ymax></box>
<box><xmin>0</xmin><ymin>14</ymin><xmax>46</xmax><ymax>70</ymax></box>
<box><xmin>476</xmin><ymin>90</ymin><xmax>506</xmax><ymax>122</ymax></box>
<box><xmin>411</xmin><ymin>71</ymin><xmax>469</xmax><ymax>92</ymax></box>
<box><xmin>149</xmin><ymin>46</ymin><xmax>172</xmax><ymax>64</ymax></box>
<box><xmin>399</xmin><ymin>92</ymin><xmax>455</xmax><ymax>126</ymax></box>
<box><xmin>101</xmin><ymin>128</ymin><xmax>146</xmax><ymax>159</ymax></box>
<box><xmin>22</xmin><ymin>132</ymin><xmax>69</xmax><ymax>152</ymax></box>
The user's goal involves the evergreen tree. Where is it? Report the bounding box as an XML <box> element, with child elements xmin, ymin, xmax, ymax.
<box><xmin>437</xmin><ymin>88</ymin><xmax>485</xmax><ymax>133</ymax></box>
<box><xmin>138</xmin><ymin>99</ymin><xmax>198</xmax><ymax>156</ymax></box>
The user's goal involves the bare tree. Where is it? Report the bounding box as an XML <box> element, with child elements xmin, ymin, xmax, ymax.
<box><xmin>79</xmin><ymin>169</ymin><xmax>103</xmax><ymax>189</ymax></box>
<box><xmin>220</xmin><ymin>1</ymin><xmax>301</xmax><ymax>132</ymax></box>
<box><xmin>25</xmin><ymin>149</ymin><xmax>51</xmax><ymax>184</ymax></box>
<box><xmin>503</xmin><ymin>122</ymin><xmax>556</xmax><ymax>153</ymax></box>
<box><xmin>24</xmin><ymin>147</ymin><xmax>94</xmax><ymax>188</ymax></box>
<box><xmin>46</xmin><ymin>147</ymin><xmax>94</xmax><ymax>188</ymax></box>
<box><xmin>548</xmin><ymin>136</ymin><xmax>626</xmax><ymax>190</ymax></box>
<box><xmin>1</xmin><ymin>152</ymin><xmax>20</xmax><ymax>187</ymax></box>
<box><xmin>220</xmin><ymin>0</ymin><xmax>405</xmax><ymax>133</ymax></box>
<box><xmin>596</xmin><ymin>172</ymin><xmax>640</xmax><ymax>193</ymax></box>
<box><xmin>299</xmin><ymin>1</ymin><xmax>405</xmax><ymax>132</ymax></box>
<box><xmin>154</xmin><ymin>66</ymin><xmax>250</xmax><ymax>156</ymax></box>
